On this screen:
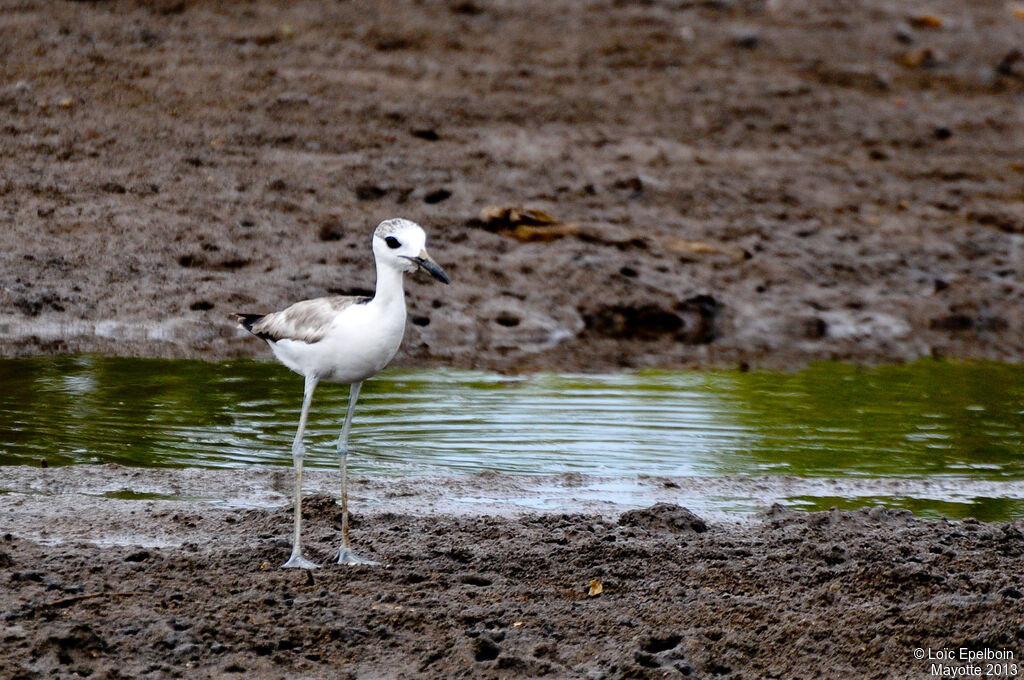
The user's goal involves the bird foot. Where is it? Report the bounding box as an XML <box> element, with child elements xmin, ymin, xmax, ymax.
<box><xmin>337</xmin><ymin>547</ymin><xmax>378</xmax><ymax>566</ymax></box>
<box><xmin>282</xmin><ymin>552</ymin><xmax>320</xmax><ymax>570</ymax></box>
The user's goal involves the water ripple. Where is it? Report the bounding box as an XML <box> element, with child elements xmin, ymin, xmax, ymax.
<box><xmin>0</xmin><ymin>357</ymin><xmax>1020</xmax><ymax>485</ymax></box>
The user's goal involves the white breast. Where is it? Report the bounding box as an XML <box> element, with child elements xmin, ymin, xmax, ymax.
<box><xmin>268</xmin><ymin>299</ymin><xmax>407</xmax><ymax>384</ymax></box>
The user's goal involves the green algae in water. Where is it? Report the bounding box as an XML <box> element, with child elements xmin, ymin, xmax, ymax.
<box><xmin>0</xmin><ymin>355</ymin><xmax>1021</xmax><ymax>518</ymax></box>
<box><xmin>101</xmin><ymin>489</ymin><xmax>216</xmax><ymax>503</ymax></box>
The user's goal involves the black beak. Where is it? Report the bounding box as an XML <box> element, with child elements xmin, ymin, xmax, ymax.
<box><xmin>404</xmin><ymin>251</ymin><xmax>451</xmax><ymax>284</ymax></box>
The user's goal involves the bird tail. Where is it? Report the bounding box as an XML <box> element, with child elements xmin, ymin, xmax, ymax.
<box><xmin>231</xmin><ymin>312</ymin><xmax>265</xmax><ymax>335</ymax></box>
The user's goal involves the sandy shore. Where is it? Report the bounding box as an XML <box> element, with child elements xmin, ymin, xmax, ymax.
<box><xmin>2</xmin><ymin>465</ymin><xmax>1024</xmax><ymax>679</ymax></box>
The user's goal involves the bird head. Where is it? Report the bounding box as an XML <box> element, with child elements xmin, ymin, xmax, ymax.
<box><xmin>371</xmin><ymin>218</ymin><xmax>450</xmax><ymax>284</ymax></box>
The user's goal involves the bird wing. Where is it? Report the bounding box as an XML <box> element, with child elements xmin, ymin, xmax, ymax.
<box><xmin>233</xmin><ymin>295</ymin><xmax>371</xmax><ymax>344</ymax></box>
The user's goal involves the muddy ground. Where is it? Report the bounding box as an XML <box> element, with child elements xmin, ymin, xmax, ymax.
<box><xmin>1</xmin><ymin>466</ymin><xmax>1023</xmax><ymax>679</ymax></box>
<box><xmin>2</xmin><ymin>2</ymin><xmax>1024</xmax><ymax>679</ymax></box>
<box><xmin>0</xmin><ymin>0</ymin><xmax>1022</xmax><ymax>370</ymax></box>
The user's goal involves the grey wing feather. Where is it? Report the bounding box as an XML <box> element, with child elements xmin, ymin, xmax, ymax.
<box><xmin>235</xmin><ymin>295</ymin><xmax>370</xmax><ymax>344</ymax></box>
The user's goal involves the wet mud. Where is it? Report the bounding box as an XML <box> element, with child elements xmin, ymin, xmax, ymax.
<box><xmin>0</xmin><ymin>0</ymin><xmax>1022</xmax><ymax>371</ymax></box>
<box><xmin>3</xmin><ymin>467</ymin><xmax>1024</xmax><ymax>678</ymax></box>
<box><xmin>2</xmin><ymin>473</ymin><xmax>1023</xmax><ymax>679</ymax></box>
<box><xmin>2</xmin><ymin>1</ymin><xmax>1024</xmax><ymax>677</ymax></box>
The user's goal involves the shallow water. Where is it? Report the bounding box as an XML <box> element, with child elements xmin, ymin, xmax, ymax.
<box><xmin>1</xmin><ymin>356</ymin><xmax>1022</xmax><ymax>518</ymax></box>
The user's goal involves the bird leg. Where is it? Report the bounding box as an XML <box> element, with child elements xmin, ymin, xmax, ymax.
<box><xmin>282</xmin><ymin>374</ymin><xmax>320</xmax><ymax>569</ymax></box>
<box><xmin>336</xmin><ymin>381</ymin><xmax>377</xmax><ymax>565</ymax></box>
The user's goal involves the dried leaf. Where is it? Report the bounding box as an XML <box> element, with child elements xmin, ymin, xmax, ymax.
<box><xmin>908</xmin><ymin>14</ymin><xmax>943</xmax><ymax>29</ymax></box>
<box><xmin>588</xmin><ymin>579</ymin><xmax>604</xmax><ymax>597</ymax></box>
<box><xmin>479</xmin><ymin>205</ymin><xmax>560</xmax><ymax>228</ymax></box>
<box><xmin>477</xmin><ymin>205</ymin><xmax>574</xmax><ymax>242</ymax></box>
<box><xmin>509</xmin><ymin>222</ymin><xmax>581</xmax><ymax>242</ymax></box>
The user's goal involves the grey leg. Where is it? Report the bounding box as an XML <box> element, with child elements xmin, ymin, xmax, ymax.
<box><xmin>337</xmin><ymin>381</ymin><xmax>377</xmax><ymax>565</ymax></box>
<box><xmin>282</xmin><ymin>373</ymin><xmax>320</xmax><ymax>569</ymax></box>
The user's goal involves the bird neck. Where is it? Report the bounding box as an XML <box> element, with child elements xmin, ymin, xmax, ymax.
<box><xmin>371</xmin><ymin>261</ymin><xmax>406</xmax><ymax>309</ymax></box>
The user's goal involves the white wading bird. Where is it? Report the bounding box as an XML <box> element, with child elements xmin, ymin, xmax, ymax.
<box><xmin>233</xmin><ymin>218</ymin><xmax>450</xmax><ymax>568</ymax></box>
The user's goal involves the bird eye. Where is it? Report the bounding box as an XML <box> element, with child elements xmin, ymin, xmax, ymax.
<box><xmin>385</xmin><ymin>236</ymin><xmax>401</xmax><ymax>249</ymax></box>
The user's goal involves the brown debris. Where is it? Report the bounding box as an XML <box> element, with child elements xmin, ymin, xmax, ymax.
<box><xmin>907</xmin><ymin>14</ymin><xmax>944</xmax><ymax>30</ymax></box>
